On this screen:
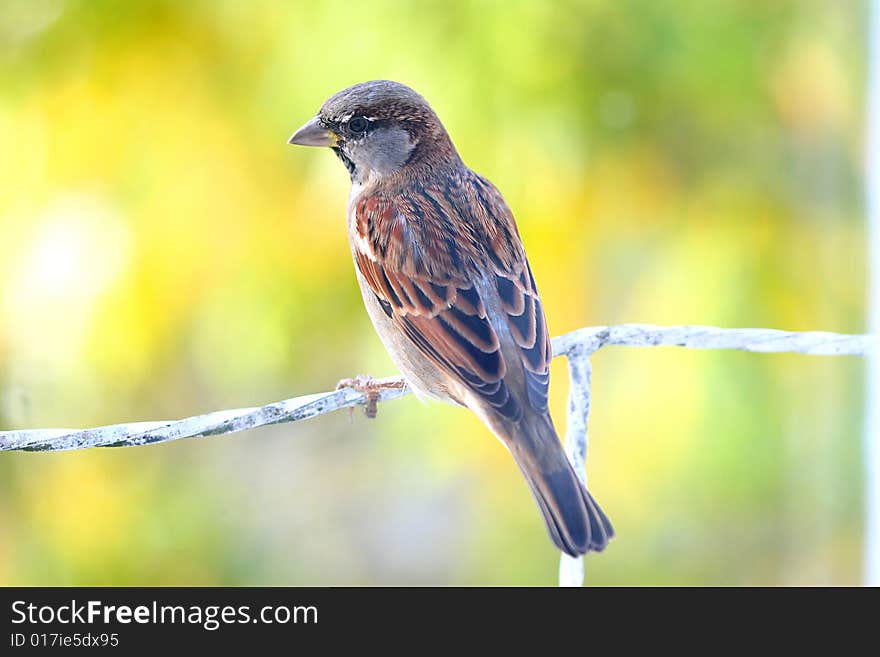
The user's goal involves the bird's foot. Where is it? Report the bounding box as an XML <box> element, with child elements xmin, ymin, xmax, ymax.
<box><xmin>335</xmin><ymin>375</ymin><xmax>406</xmax><ymax>419</ymax></box>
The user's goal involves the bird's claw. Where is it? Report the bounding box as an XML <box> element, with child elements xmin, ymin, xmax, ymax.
<box><xmin>336</xmin><ymin>375</ymin><xmax>405</xmax><ymax>419</ymax></box>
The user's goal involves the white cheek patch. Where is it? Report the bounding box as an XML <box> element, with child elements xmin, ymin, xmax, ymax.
<box><xmin>363</xmin><ymin>125</ymin><xmax>416</xmax><ymax>175</ymax></box>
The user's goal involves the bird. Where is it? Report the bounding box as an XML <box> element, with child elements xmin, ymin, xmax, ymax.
<box><xmin>288</xmin><ymin>80</ymin><xmax>613</xmax><ymax>556</ymax></box>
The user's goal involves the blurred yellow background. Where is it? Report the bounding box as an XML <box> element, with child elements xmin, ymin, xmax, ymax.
<box><xmin>0</xmin><ymin>0</ymin><xmax>869</xmax><ymax>585</ymax></box>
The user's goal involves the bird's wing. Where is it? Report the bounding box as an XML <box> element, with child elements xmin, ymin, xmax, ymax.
<box><xmin>352</xmin><ymin>172</ymin><xmax>551</xmax><ymax>420</ymax></box>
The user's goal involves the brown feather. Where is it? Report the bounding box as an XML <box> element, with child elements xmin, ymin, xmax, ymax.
<box><xmin>352</xmin><ymin>169</ymin><xmax>550</xmax><ymax>419</ymax></box>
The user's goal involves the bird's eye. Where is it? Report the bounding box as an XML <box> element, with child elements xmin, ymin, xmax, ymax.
<box><xmin>348</xmin><ymin>116</ymin><xmax>369</xmax><ymax>134</ymax></box>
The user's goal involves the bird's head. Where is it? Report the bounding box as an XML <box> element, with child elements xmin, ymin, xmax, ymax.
<box><xmin>289</xmin><ymin>80</ymin><xmax>459</xmax><ymax>183</ymax></box>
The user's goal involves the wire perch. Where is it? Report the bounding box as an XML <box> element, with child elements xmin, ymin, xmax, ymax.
<box><xmin>0</xmin><ymin>323</ymin><xmax>874</xmax><ymax>586</ymax></box>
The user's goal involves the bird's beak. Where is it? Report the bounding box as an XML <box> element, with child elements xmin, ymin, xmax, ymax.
<box><xmin>288</xmin><ymin>116</ymin><xmax>338</xmax><ymax>147</ymax></box>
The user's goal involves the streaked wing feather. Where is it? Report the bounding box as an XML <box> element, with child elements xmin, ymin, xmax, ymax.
<box><xmin>352</xmin><ymin>172</ymin><xmax>551</xmax><ymax>419</ymax></box>
<box><xmin>494</xmin><ymin>262</ymin><xmax>551</xmax><ymax>413</ymax></box>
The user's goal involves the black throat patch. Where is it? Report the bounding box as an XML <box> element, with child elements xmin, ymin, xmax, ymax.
<box><xmin>332</xmin><ymin>146</ymin><xmax>357</xmax><ymax>180</ymax></box>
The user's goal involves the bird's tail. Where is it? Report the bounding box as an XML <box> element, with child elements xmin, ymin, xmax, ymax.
<box><xmin>506</xmin><ymin>415</ymin><xmax>613</xmax><ymax>556</ymax></box>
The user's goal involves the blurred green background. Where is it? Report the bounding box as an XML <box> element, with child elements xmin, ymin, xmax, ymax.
<box><xmin>0</xmin><ymin>0</ymin><xmax>869</xmax><ymax>585</ymax></box>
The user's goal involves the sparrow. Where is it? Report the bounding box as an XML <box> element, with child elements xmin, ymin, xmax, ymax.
<box><xmin>289</xmin><ymin>80</ymin><xmax>613</xmax><ymax>556</ymax></box>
